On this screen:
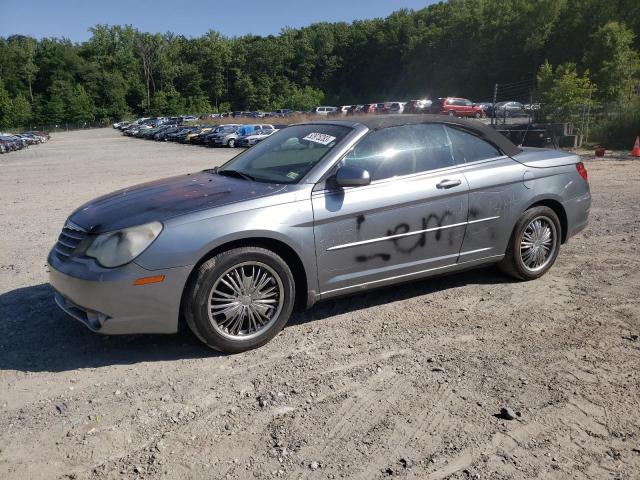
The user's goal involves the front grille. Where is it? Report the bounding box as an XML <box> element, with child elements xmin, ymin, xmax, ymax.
<box><xmin>55</xmin><ymin>221</ymin><xmax>88</xmax><ymax>260</ymax></box>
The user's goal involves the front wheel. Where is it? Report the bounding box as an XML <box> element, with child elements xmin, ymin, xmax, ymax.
<box><xmin>448</xmin><ymin>110</ymin><xmax>455</xmax><ymax>117</ymax></box>
<box><xmin>183</xmin><ymin>247</ymin><xmax>295</xmax><ymax>353</ymax></box>
<box><xmin>227</xmin><ymin>139</ymin><xmax>235</xmax><ymax>148</ymax></box>
<box><xmin>498</xmin><ymin>206</ymin><xmax>561</xmax><ymax>281</ymax></box>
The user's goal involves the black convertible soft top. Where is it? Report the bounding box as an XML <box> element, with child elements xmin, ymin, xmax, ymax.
<box><xmin>314</xmin><ymin>114</ymin><xmax>522</xmax><ymax>157</ymax></box>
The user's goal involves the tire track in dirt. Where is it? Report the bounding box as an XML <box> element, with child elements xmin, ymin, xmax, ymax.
<box><xmin>286</xmin><ymin>372</ymin><xmax>411</xmax><ymax>480</ymax></box>
<box><xmin>356</xmin><ymin>381</ymin><xmax>457</xmax><ymax>479</ymax></box>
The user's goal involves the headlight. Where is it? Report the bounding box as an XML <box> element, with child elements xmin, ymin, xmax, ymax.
<box><xmin>86</xmin><ymin>221</ymin><xmax>163</xmax><ymax>268</ymax></box>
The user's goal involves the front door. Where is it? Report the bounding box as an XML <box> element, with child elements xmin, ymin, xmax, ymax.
<box><xmin>312</xmin><ymin>123</ymin><xmax>469</xmax><ymax>297</ymax></box>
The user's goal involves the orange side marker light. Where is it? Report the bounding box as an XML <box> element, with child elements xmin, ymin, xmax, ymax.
<box><xmin>133</xmin><ymin>275</ymin><xmax>165</xmax><ymax>286</ymax></box>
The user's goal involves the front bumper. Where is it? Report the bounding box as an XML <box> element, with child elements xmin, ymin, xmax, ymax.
<box><xmin>48</xmin><ymin>251</ymin><xmax>193</xmax><ymax>335</ymax></box>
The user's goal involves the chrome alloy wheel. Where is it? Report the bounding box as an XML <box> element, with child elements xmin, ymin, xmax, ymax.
<box><xmin>207</xmin><ymin>262</ymin><xmax>284</xmax><ymax>340</ymax></box>
<box><xmin>519</xmin><ymin>216</ymin><xmax>557</xmax><ymax>273</ymax></box>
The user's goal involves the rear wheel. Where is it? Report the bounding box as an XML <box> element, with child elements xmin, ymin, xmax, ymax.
<box><xmin>183</xmin><ymin>247</ymin><xmax>295</xmax><ymax>353</ymax></box>
<box><xmin>498</xmin><ymin>206</ymin><xmax>561</xmax><ymax>281</ymax></box>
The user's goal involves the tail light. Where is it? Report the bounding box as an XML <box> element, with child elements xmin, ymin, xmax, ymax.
<box><xmin>576</xmin><ymin>162</ymin><xmax>588</xmax><ymax>181</ymax></box>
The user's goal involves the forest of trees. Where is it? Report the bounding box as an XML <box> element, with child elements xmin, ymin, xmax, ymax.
<box><xmin>0</xmin><ymin>0</ymin><xmax>639</xmax><ymax>130</ymax></box>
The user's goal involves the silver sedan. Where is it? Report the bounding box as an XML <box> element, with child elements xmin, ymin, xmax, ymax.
<box><xmin>48</xmin><ymin>115</ymin><xmax>591</xmax><ymax>352</ymax></box>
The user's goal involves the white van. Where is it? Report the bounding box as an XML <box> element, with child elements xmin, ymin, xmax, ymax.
<box><xmin>312</xmin><ymin>106</ymin><xmax>339</xmax><ymax>116</ymax></box>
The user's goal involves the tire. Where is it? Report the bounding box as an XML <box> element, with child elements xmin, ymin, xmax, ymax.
<box><xmin>227</xmin><ymin>139</ymin><xmax>235</xmax><ymax>148</ymax></box>
<box><xmin>183</xmin><ymin>247</ymin><xmax>296</xmax><ymax>353</ymax></box>
<box><xmin>498</xmin><ymin>206</ymin><xmax>561</xmax><ymax>281</ymax></box>
<box><xmin>448</xmin><ymin>110</ymin><xmax>455</xmax><ymax>117</ymax></box>
<box><xmin>474</xmin><ymin>111</ymin><xmax>482</xmax><ymax>118</ymax></box>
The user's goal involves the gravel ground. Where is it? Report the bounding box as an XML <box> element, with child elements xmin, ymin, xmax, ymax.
<box><xmin>0</xmin><ymin>129</ymin><xmax>639</xmax><ymax>480</ymax></box>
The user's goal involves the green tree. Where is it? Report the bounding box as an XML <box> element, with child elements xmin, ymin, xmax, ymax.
<box><xmin>0</xmin><ymin>78</ymin><xmax>12</xmax><ymax>128</ymax></box>
<box><xmin>11</xmin><ymin>93</ymin><xmax>32</xmax><ymax>127</ymax></box>
<box><xmin>67</xmin><ymin>85</ymin><xmax>95</xmax><ymax>123</ymax></box>
<box><xmin>2</xmin><ymin>1</ymin><xmax>640</xmax><ymax>123</ymax></box>
<box><xmin>44</xmin><ymin>96</ymin><xmax>65</xmax><ymax>125</ymax></box>
<box><xmin>536</xmin><ymin>61</ymin><xmax>597</xmax><ymax>123</ymax></box>
<box><xmin>584</xmin><ymin>21</ymin><xmax>640</xmax><ymax>104</ymax></box>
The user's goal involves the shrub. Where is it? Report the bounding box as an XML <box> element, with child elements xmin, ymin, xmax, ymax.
<box><xmin>590</xmin><ymin>100</ymin><xmax>640</xmax><ymax>149</ymax></box>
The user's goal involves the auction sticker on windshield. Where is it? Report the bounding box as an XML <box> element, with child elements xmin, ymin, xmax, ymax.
<box><xmin>303</xmin><ymin>132</ymin><xmax>336</xmax><ymax>145</ymax></box>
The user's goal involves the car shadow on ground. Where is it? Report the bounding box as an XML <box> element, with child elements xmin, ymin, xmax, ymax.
<box><xmin>0</xmin><ymin>283</ymin><xmax>215</xmax><ymax>373</ymax></box>
<box><xmin>290</xmin><ymin>265</ymin><xmax>512</xmax><ymax>326</ymax></box>
<box><xmin>0</xmin><ymin>267</ymin><xmax>512</xmax><ymax>373</ymax></box>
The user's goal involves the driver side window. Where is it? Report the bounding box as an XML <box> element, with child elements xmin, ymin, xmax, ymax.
<box><xmin>342</xmin><ymin>124</ymin><xmax>455</xmax><ymax>182</ymax></box>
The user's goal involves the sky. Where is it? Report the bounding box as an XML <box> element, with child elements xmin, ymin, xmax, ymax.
<box><xmin>0</xmin><ymin>0</ymin><xmax>438</xmax><ymax>41</ymax></box>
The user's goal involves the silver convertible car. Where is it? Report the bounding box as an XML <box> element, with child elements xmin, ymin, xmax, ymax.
<box><xmin>48</xmin><ymin>115</ymin><xmax>590</xmax><ymax>352</ymax></box>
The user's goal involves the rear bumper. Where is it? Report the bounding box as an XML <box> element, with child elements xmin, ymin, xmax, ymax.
<box><xmin>48</xmin><ymin>251</ymin><xmax>192</xmax><ymax>334</ymax></box>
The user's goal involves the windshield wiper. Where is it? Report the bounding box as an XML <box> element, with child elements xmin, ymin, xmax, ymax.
<box><xmin>217</xmin><ymin>168</ymin><xmax>256</xmax><ymax>182</ymax></box>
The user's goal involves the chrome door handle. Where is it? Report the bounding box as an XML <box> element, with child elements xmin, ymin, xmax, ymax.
<box><xmin>436</xmin><ymin>179</ymin><xmax>462</xmax><ymax>189</ymax></box>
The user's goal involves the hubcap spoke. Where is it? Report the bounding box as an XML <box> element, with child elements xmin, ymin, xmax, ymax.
<box><xmin>207</xmin><ymin>262</ymin><xmax>284</xmax><ymax>339</ymax></box>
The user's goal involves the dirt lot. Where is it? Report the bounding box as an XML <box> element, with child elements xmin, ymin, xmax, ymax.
<box><xmin>0</xmin><ymin>128</ymin><xmax>639</xmax><ymax>480</ymax></box>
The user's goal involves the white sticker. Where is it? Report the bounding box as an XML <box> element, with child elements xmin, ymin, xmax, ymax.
<box><xmin>303</xmin><ymin>132</ymin><xmax>336</xmax><ymax>145</ymax></box>
<box><xmin>286</xmin><ymin>171</ymin><xmax>300</xmax><ymax>180</ymax></box>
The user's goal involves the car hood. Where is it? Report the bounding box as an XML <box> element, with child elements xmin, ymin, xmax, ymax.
<box><xmin>69</xmin><ymin>171</ymin><xmax>287</xmax><ymax>233</ymax></box>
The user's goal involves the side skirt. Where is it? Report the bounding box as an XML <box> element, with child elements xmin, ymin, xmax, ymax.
<box><xmin>317</xmin><ymin>254</ymin><xmax>504</xmax><ymax>302</ymax></box>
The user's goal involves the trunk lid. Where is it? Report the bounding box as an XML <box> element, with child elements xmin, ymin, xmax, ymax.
<box><xmin>512</xmin><ymin>147</ymin><xmax>580</xmax><ymax>168</ymax></box>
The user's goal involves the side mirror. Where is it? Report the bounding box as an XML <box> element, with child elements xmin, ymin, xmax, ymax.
<box><xmin>335</xmin><ymin>165</ymin><xmax>371</xmax><ymax>187</ymax></box>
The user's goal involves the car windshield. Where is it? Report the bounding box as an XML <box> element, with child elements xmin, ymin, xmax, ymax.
<box><xmin>218</xmin><ymin>124</ymin><xmax>350</xmax><ymax>184</ymax></box>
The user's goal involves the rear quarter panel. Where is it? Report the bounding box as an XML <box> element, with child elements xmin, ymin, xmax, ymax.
<box><xmin>459</xmin><ymin>152</ymin><xmax>590</xmax><ymax>262</ymax></box>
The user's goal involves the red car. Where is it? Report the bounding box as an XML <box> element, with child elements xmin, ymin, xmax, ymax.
<box><xmin>360</xmin><ymin>104</ymin><xmax>378</xmax><ymax>114</ymax></box>
<box><xmin>430</xmin><ymin>97</ymin><xmax>484</xmax><ymax>118</ymax></box>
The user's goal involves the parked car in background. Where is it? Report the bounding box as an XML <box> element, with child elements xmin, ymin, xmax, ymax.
<box><xmin>213</xmin><ymin>124</ymin><xmax>274</xmax><ymax>148</ymax></box>
<box><xmin>381</xmin><ymin>102</ymin><xmax>406</xmax><ymax>114</ymax></box>
<box><xmin>404</xmin><ymin>99</ymin><xmax>432</xmax><ymax>114</ymax></box>
<box><xmin>271</xmin><ymin>109</ymin><xmax>293</xmax><ymax>117</ymax></box>
<box><xmin>183</xmin><ymin>127</ymin><xmax>214</xmax><ymax>143</ymax></box>
<box><xmin>48</xmin><ymin>115</ymin><xmax>590</xmax><ymax>353</ymax></box>
<box><xmin>167</xmin><ymin>126</ymin><xmax>200</xmax><ymax>142</ymax></box>
<box><xmin>237</xmin><ymin>127</ymin><xmax>277</xmax><ymax>147</ymax></box>
<box><xmin>360</xmin><ymin>104</ymin><xmax>378</xmax><ymax>114</ymax></box>
<box><xmin>25</xmin><ymin>130</ymin><xmax>50</xmax><ymax>141</ymax></box>
<box><xmin>0</xmin><ymin>135</ymin><xmax>24</xmax><ymax>152</ymax></box>
<box><xmin>494</xmin><ymin>101</ymin><xmax>527</xmax><ymax>117</ymax></box>
<box><xmin>312</xmin><ymin>106</ymin><xmax>339</xmax><ymax>116</ymax></box>
<box><xmin>202</xmin><ymin>124</ymin><xmax>241</xmax><ymax>147</ymax></box>
<box><xmin>430</xmin><ymin>97</ymin><xmax>484</xmax><ymax>118</ymax></box>
<box><xmin>117</xmin><ymin>119</ymin><xmax>145</xmax><ymax>131</ymax></box>
<box><xmin>154</xmin><ymin>126</ymin><xmax>184</xmax><ymax>141</ymax></box>
<box><xmin>474</xmin><ymin>102</ymin><xmax>495</xmax><ymax>117</ymax></box>
<box><xmin>15</xmin><ymin>133</ymin><xmax>42</xmax><ymax>145</ymax></box>
<box><xmin>0</xmin><ymin>130</ymin><xmax>48</xmax><ymax>154</ymax></box>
